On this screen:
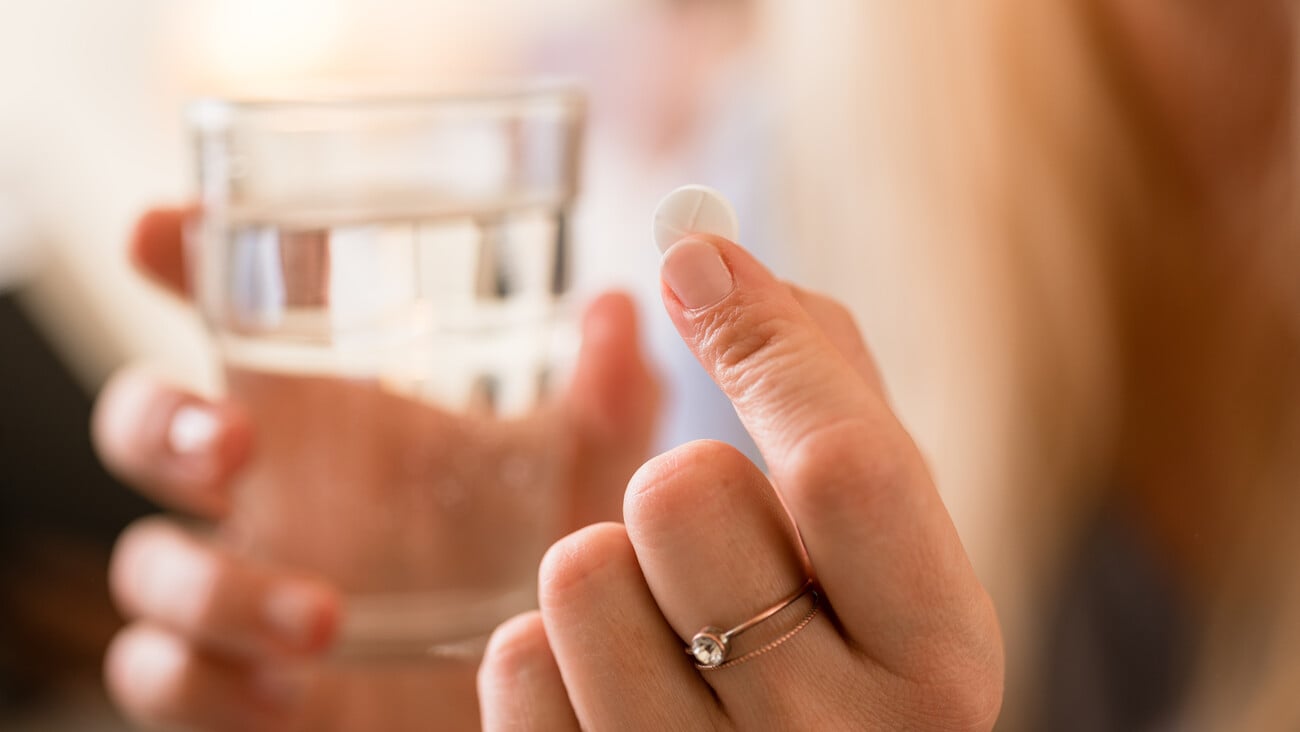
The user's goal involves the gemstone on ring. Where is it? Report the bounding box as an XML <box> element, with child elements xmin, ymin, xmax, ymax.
<box><xmin>690</xmin><ymin>629</ymin><xmax>727</xmax><ymax>667</ymax></box>
<box><xmin>686</xmin><ymin>580</ymin><xmax>816</xmax><ymax>670</ymax></box>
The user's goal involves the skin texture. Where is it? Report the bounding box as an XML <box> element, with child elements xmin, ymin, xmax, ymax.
<box><xmin>477</xmin><ymin>235</ymin><xmax>1004</xmax><ymax>730</ymax></box>
<box><xmin>99</xmin><ymin>216</ymin><xmax>1004</xmax><ymax>730</ymax></box>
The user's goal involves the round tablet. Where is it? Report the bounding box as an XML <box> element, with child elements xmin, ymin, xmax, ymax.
<box><xmin>652</xmin><ymin>184</ymin><xmax>740</xmax><ymax>253</ymax></box>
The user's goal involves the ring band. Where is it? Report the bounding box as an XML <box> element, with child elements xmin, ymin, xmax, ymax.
<box><xmin>687</xmin><ymin>579</ymin><xmax>818</xmax><ymax>670</ymax></box>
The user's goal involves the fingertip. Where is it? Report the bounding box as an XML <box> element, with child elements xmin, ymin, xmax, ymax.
<box><xmin>569</xmin><ymin>290</ymin><xmax>661</xmax><ymax>436</ymax></box>
<box><xmin>108</xmin><ymin>517</ymin><xmax>177</xmax><ymax>619</ymax></box>
<box><xmin>130</xmin><ymin>206</ymin><xmax>194</xmax><ymax>297</ymax></box>
<box><xmin>105</xmin><ymin>624</ymin><xmax>289</xmax><ymax>731</ymax></box>
<box><xmin>92</xmin><ymin>369</ymin><xmax>156</xmax><ymax>477</ymax></box>
<box><xmin>562</xmin><ymin>293</ymin><xmax>662</xmax><ymax>528</ymax></box>
<box><xmin>208</xmin><ymin>400</ymin><xmax>255</xmax><ymax>496</ymax></box>
<box><xmin>110</xmin><ymin>519</ymin><xmax>340</xmax><ymax>660</ymax></box>
<box><xmin>104</xmin><ymin>624</ymin><xmax>187</xmax><ymax>721</ymax></box>
<box><xmin>262</xmin><ymin>579</ymin><xmax>342</xmax><ymax>655</ymax></box>
<box><xmin>575</xmin><ymin>293</ymin><xmax>639</xmax><ymax>392</ymax></box>
<box><xmin>622</xmin><ymin>439</ymin><xmax>750</xmax><ymax>523</ymax></box>
<box><xmin>655</xmin><ymin>234</ymin><xmax>882</xmax><ymax>462</ymax></box>
<box><xmin>538</xmin><ymin>522</ymin><xmax>635</xmax><ymax>611</ymax></box>
<box><xmin>659</xmin><ymin>237</ymin><xmax>736</xmax><ymax>311</ymax></box>
<box><xmin>479</xmin><ymin>610</ymin><xmax>580</xmax><ymax>732</ymax></box>
<box><xmin>480</xmin><ymin>610</ymin><xmax>552</xmax><ymax>688</ymax></box>
<box><xmin>94</xmin><ymin>368</ymin><xmax>246</xmax><ymax>517</ymax></box>
<box><xmin>579</xmin><ymin>290</ymin><xmax>639</xmax><ymax>356</ymax></box>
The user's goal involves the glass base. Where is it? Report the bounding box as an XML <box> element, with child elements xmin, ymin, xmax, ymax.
<box><xmin>331</xmin><ymin>586</ymin><xmax>537</xmax><ymax>662</ymax></box>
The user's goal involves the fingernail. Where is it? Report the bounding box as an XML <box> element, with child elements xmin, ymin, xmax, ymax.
<box><xmin>168</xmin><ymin>405</ymin><xmax>220</xmax><ymax>456</ymax></box>
<box><xmin>264</xmin><ymin>584</ymin><xmax>332</xmax><ymax>650</ymax></box>
<box><xmin>661</xmin><ymin>239</ymin><xmax>735</xmax><ymax>310</ymax></box>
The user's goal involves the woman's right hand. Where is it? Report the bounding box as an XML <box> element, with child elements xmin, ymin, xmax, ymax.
<box><xmin>93</xmin><ymin>209</ymin><xmax>661</xmax><ymax>731</ymax></box>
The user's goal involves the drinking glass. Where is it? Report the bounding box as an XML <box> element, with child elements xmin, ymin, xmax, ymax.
<box><xmin>186</xmin><ymin>88</ymin><xmax>584</xmax><ymax>673</ymax></box>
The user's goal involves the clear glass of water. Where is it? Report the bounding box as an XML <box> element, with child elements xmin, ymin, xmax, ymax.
<box><xmin>186</xmin><ymin>89</ymin><xmax>584</xmax><ymax>671</ymax></box>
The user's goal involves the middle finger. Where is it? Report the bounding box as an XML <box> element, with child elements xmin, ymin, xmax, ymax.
<box><xmin>111</xmin><ymin>518</ymin><xmax>339</xmax><ymax>660</ymax></box>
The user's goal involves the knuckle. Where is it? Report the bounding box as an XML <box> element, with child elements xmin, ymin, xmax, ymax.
<box><xmin>700</xmin><ymin>306</ymin><xmax>792</xmax><ymax>376</ymax></box>
<box><xmin>624</xmin><ymin>440</ymin><xmax>755</xmax><ymax>535</ymax></box>
<box><xmin>538</xmin><ymin>522</ymin><xmax>635</xmax><ymax>611</ymax></box>
<box><xmin>694</xmin><ymin>304</ymin><xmax>827</xmax><ymax>413</ymax></box>
<box><xmin>822</xmin><ymin>297</ymin><xmax>858</xmax><ymax>331</ymax></box>
<box><xmin>786</xmin><ymin>416</ymin><xmax>913</xmax><ymax>517</ymax></box>
<box><xmin>824</xmin><ymin>296</ymin><xmax>853</xmax><ymax>322</ymax></box>
<box><xmin>787</xmin><ymin>284</ymin><xmax>879</xmax><ymax>384</ymax></box>
<box><xmin>788</xmin><ymin>282</ymin><xmax>853</xmax><ymax>323</ymax></box>
<box><xmin>479</xmin><ymin>611</ymin><xmax>551</xmax><ymax>688</ymax></box>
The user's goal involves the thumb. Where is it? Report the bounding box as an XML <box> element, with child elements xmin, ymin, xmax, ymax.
<box><xmin>563</xmin><ymin>291</ymin><xmax>661</xmax><ymax>528</ymax></box>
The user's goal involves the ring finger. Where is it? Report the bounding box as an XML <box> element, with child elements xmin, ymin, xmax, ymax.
<box><xmin>111</xmin><ymin>518</ymin><xmax>339</xmax><ymax>659</ymax></box>
<box><xmin>536</xmin><ymin>521</ymin><xmax>722</xmax><ymax>730</ymax></box>
<box><xmin>622</xmin><ymin>439</ymin><xmax>866</xmax><ymax>728</ymax></box>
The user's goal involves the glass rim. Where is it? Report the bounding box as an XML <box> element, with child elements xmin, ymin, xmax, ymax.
<box><xmin>188</xmin><ymin>81</ymin><xmax>586</xmax><ymax>131</ymax></box>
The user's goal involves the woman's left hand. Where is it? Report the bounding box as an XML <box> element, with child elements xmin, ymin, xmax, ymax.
<box><xmin>477</xmin><ymin>235</ymin><xmax>1004</xmax><ymax>731</ymax></box>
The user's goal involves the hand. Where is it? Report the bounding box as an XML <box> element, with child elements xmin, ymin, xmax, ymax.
<box><xmin>478</xmin><ymin>236</ymin><xmax>1004</xmax><ymax>730</ymax></box>
<box><xmin>94</xmin><ymin>208</ymin><xmax>661</xmax><ymax>731</ymax></box>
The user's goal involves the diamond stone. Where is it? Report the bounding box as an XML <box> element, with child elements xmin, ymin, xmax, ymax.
<box><xmin>691</xmin><ymin>634</ymin><xmax>725</xmax><ymax>667</ymax></box>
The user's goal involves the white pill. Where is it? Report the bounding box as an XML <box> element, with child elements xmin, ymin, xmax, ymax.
<box><xmin>652</xmin><ymin>184</ymin><xmax>740</xmax><ymax>254</ymax></box>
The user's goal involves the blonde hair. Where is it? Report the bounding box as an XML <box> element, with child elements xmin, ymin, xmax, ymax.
<box><xmin>759</xmin><ymin>1</ymin><xmax>1300</xmax><ymax>727</ymax></box>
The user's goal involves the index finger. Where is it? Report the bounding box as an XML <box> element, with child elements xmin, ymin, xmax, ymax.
<box><xmin>130</xmin><ymin>206</ymin><xmax>195</xmax><ymax>297</ymax></box>
<box><xmin>657</xmin><ymin>235</ymin><xmax>995</xmax><ymax>674</ymax></box>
